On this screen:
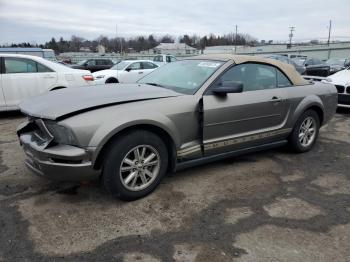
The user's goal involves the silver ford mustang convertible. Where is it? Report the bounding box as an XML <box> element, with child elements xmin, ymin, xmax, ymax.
<box><xmin>17</xmin><ymin>55</ymin><xmax>338</xmax><ymax>200</ymax></box>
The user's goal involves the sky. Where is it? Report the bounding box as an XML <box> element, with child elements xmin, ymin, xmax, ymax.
<box><xmin>0</xmin><ymin>0</ymin><xmax>350</xmax><ymax>45</ymax></box>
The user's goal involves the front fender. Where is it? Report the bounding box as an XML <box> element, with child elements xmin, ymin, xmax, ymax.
<box><xmin>89</xmin><ymin>113</ymin><xmax>181</xmax><ymax>163</ymax></box>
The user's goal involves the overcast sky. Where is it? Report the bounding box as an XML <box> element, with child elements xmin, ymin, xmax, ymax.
<box><xmin>0</xmin><ymin>0</ymin><xmax>349</xmax><ymax>44</ymax></box>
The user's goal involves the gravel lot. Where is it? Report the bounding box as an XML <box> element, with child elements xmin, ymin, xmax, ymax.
<box><xmin>0</xmin><ymin>110</ymin><xmax>349</xmax><ymax>261</ymax></box>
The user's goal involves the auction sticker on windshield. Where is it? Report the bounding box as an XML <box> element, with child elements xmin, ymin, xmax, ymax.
<box><xmin>197</xmin><ymin>62</ymin><xmax>222</xmax><ymax>68</ymax></box>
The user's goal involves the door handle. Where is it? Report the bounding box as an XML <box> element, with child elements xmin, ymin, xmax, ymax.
<box><xmin>270</xmin><ymin>96</ymin><xmax>283</xmax><ymax>103</ymax></box>
<box><xmin>138</xmin><ymin>71</ymin><xmax>144</xmax><ymax>74</ymax></box>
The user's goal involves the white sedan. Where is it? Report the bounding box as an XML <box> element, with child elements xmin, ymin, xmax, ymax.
<box><xmin>327</xmin><ymin>67</ymin><xmax>350</xmax><ymax>108</ymax></box>
<box><xmin>92</xmin><ymin>60</ymin><xmax>159</xmax><ymax>84</ymax></box>
<box><xmin>0</xmin><ymin>54</ymin><xmax>94</xmax><ymax>111</ymax></box>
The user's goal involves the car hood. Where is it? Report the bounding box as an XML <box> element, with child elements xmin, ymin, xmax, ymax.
<box><xmin>19</xmin><ymin>84</ymin><xmax>182</xmax><ymax>120</ymax></box>
<box><xmin>328</xmin><ymin>69</ymin><xmax>350</xmax><ymax>85</ymax></box>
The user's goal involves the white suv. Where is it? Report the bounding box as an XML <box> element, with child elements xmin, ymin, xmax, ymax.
<box><xmin>0</xmin><ymin>54</ymin><xmax>93</xmax><ymax>111</ymax></box>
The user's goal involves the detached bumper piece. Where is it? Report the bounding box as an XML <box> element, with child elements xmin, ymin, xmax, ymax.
<box><xmin>18</xmin><ymin>121</ymin><xmax>99</xmax><ymax>181</ymax></box>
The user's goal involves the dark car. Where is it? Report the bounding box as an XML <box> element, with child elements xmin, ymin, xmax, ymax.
<box><xmin>294</xmin><ymin>58</ymin><xmax>330</xmax><ymax>77</ymax></box>
<box><xmin>325</xmin><ymin>58</ymin><xmax>350</xmax><ymax>75</ymax></box>
<box><xmin>263</xmin><ymin>55</ymin><xmax>306</xmax><ymax>75</ymax></box>
<box><xmin>70</xmin><ymin>58</ymin><xmax>114</xmax><ymax>72</ymax></box>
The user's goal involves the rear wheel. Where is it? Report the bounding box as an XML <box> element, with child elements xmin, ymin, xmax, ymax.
<box><xmin>103</xmin><ymin>130</ymin><xmax>168</xmax><ymax>201</ymax></box>
<box><xmin>289</xmin><ymin>109</ymin><xmax>320</xmax><ymax>153</ymax></box>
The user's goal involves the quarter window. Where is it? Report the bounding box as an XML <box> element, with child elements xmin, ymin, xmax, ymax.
<box><xmin>142</xmin><ymin>62</ymin><xmax>158</xmax><ymax>69</ymax></box>
<box><xmin>277</xmin><ymin>70</ymin><xmax>292</xmax><ymax>87</ymax></box>
<box><xmin>37</xmin><ymin>62</ymin><xmax>53</xmax><ymax>72</ymax></box>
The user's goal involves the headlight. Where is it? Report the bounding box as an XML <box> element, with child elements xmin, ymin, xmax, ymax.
<box><xmin>45</xmin><ymin>122</ymin><xmax>78</xmax><ymax>146</ymax></box>
<box><xmin>95</xmin><ymin>75</ymin><xmax>105</xmax><ymax>79</ymax></box>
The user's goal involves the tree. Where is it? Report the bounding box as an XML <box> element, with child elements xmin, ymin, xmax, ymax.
<box><xmin>160</xmin><ymin>35</ymin><xmax>174</xmax><ymax>43</ymax></box>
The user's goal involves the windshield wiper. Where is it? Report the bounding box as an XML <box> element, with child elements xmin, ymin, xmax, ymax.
<box><xmin>144</xmin><ymin>82</ymin><xmax>164</xmax><ymax>87</ymax></box>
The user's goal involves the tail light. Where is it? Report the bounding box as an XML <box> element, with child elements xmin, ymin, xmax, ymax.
<box><xmin>82</xmin><ymin>75</ymin><xmax>94</xmax><ymax>81</ymax></box>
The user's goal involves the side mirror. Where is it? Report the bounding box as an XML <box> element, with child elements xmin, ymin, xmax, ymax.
<box><xmin>213</xmin><ymin>81</ymin><xmax>243</xmax><ymax>95</ymax></box>
<box><xmin>305</xmin><ymin>63</ymin><xmax>309</xmax><ymax>67</ymax></box>
<box><xmin>125</xmin><ymin>68</ymin><xmax>132</xmax><ymax>72</ymax></box>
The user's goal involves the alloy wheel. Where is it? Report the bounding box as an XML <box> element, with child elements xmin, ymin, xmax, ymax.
<box><xmin>119</xmin><ymin>145</ymin><xmax>160</xmax><ymax>191</ymax></box>
<box><xmin>298</xmin><ymin>116</ymin><xmax>316</xmax><ymax>147</ymax></box>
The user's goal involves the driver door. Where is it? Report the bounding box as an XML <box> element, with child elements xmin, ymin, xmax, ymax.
<box><xmin>203</xmin><ymin>63</ymin><xmax>291</xmax><ymax>155</ymax></box>
<box><xmin>123</xmin><ymin>62</ymin><xmax>143</xmax><ymax>83</ymax></box>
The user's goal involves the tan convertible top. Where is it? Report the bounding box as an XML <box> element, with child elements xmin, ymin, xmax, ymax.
<box><xmin>187</xmin><ymin>54</ymin><xmax>308</xmax><ymax>86</ymax></box>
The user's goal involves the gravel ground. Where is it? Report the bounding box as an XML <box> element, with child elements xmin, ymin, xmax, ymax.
<box><xmin>0</xmin><ymin>109</ymin><xmax>349</xmax><ymax>262</ymax></box>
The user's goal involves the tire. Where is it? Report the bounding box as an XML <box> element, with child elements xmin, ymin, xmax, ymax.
<box><xmin>105</xmin><ymin>78</ymin><xmax>118</xmax><ymax>84</ymax></box>
<box><xmin>289</xmin><ymin>109</ymin><xmax>320</xmax><ymax>153</ymax></box>
<box><xmin>103</xmin><ymin>130</ymin><xmax>168</xmax><ymax>201</ymax></box>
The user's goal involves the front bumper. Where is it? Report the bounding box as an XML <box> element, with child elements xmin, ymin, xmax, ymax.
<box><xmin>19</xmin><ymin>133</ymin><xmax>100</xmax><ymax>181</ymax></box>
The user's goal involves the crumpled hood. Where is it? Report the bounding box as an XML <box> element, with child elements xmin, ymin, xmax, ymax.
<box><xmin>19</xmin><ymin>84</ymin><xmax>182</xmax><ymax>120</ymax></box>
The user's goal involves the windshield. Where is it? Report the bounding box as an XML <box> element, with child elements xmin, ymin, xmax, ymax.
<box><xmin>111</xmin><ymin>61</ymin><xmax>131</xmax><ymax>70</ymax></box>
<box><xmin>138</xmin><ymin>60</ymin><xmax>224</xmax><ymax>94</ymax></box>
<box><xmin>77</xmin><ymin>59</ymin><xmax>87</xmax><ymax>65</ymax></box>
<box><xmin>326</xmin><ymin>58</ymin><xmax>345</xmax><ymax>65</ymax></box>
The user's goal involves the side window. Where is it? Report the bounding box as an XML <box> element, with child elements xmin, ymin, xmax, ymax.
<box><xmin>213</xmin><ymin>63</ymin><xmax>278</xmax><ymax>92</ymax></box>
<box><xmin>127</xmin><ymin>62</ymin><xmax>141</xmax><ymax>70</ymax></box>
<box><xmin>158</xmin><ymin>56</ymin><xmax>163</xmax><ymax>62</ymax></box>
<box><xmin>142</xmin><ymin>62</ymin><xmax>158</xmax><ymax>69</ymax></box>
<box><xmin>166</xmin><ymin>56</ymin><xmax>171</xmax><ymax>63</ymax></box>
<box><xmin>277</xmin><ymin>70</ymin><xmax>292</xmax><ymax>87</ymax></box>
<box><xmin>4</xmin><ymin>58</ymin><xmax>37</xmax><ymax>73</ymax></box>
<box><xmin>37</xmin><ymin>62</ymin><xmax>53</xmax><ymax>72</ymax></box>
<box><xmin>170</xmin><ymin>56</ymin><xmax>177</xmax><ymax>62</ymax></box>
<box><xmin>86</xmin><ymin>60</ymin><xmax>96</xmax><ymax>66</ymax></box>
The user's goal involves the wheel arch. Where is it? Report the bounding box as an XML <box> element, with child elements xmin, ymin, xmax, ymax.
<box><xmin>105</xmin><ymin>77</ymin><xmax>119</xmax><ymax>84</ymax></box>
<box><xmin>93</xmin><ymin>123</ymin><xmax>177</xmax><ymax>173</ymax></box>
<box><xmin>292</xmin><ymin>96</ymin><xmax>325</xmax><ymax>126</ymax></box>
<box><xmin>50</xmin><ymin>86</ymin><xmax>67</xmax><ymax>91</ymax></box>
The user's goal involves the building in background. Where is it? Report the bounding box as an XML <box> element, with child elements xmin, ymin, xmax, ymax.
<box><xmin>203</xmin><ymin>42</ymin><xmax>350</xmax><ymax>60</ymax></box>
<box><xmin>145</xmin><ymin>43</ymin><xmax>198</xmax><ymax>55</ymax></box>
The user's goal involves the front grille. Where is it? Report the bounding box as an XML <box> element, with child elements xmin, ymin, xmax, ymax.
<box><xmin>347</xmin><ymin>86</ymin><xmax>350</xmax><ymax>94</ymax></box>
<box><xmin>338</xmin><ymin>94</ymin><xmax>350</xmax><ymax>105</ymax></box>
<box><xmin>335</xmin><ymin>85</ymin><xmax>345</xmax><ymax>93</ymax></box>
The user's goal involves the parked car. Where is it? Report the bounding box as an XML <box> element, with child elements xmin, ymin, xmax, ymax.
<box><xmin>17</xmin><ymin>55</ymin><xmax>337</xmax><ymax>200</ymax></box>
<box><xmin>263</xmin><ymin>54</ymin><xmax>306</xmax><ymax>74</ymax></box>
<box><xmin>0</xmin><ymin>54</ymin><xmax>93</xmax><ymax>111</ymax></box>
<box><xmin>294</xmin><ymin>58</ymin><xmax>330</xmax><ymax>77</ymax></box>
<box><xmin>92</xmin><ymin>60</ymin><xmax>159</xmax><ymax>84</ymax></box>
<box><xmin>326</xmin><ymin>67</ymin><xmax>350</xmax><ymax>108</ymax></box>
<box><xmin>70</xmin><ymin>58</ymin><xmax>114</xmax><ymax>72</ymax></box>
<box><xmin>325</xmin><ymin>58</ymin><xmax>350</xmax><ymax>75</ymax></box>
<box><xmin>153</xmin><ymin>54</ymin><xmax>177</xmax><ymax>66</ymax></box>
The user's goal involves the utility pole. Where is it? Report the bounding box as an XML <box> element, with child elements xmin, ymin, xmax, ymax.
<box><xmin>116</xmin><ymin>24</ymin><xmax>123</xmax><ymax>55</ymax></box>
<box><xmin>234</xmin><ymin>25</ymin><xmax>238</xmax><ymax>53</ymax></box>
<box><xmin>327</xmin><ymin>20</ymin><xmax>332</xmax><ymax>46</ymax></box>
<box><xmin>288</xmin><ymin>26</ymin><xmax>295</xmax><ymax>49</ymax></box>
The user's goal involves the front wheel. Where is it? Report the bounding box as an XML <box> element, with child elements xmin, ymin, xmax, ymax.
<box><xmin>103</xmin><ymin>130</ymin><xmax>168</xmax><ymax>201</ymax></box>
<box><xmin>289</xmin><ymin>109</ymin><xmax>320</xmax><ymax>153</ymax></box>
